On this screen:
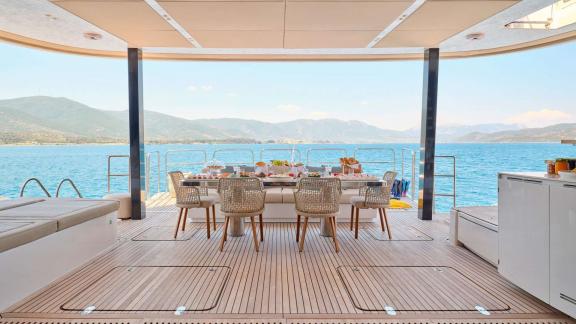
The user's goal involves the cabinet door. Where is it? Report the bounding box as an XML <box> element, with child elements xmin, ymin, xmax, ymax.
<box><xmin>498</xmin><ymin>176</ymin><xmax>550</xmax><ymax>303</ymax></box>
<box><xmin>550</xmin><ymin>183</ymin><xmax>576</xmax><ymax>318</ymax></box>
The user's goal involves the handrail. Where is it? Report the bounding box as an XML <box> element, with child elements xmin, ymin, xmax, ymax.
<box><xmin>401</xmin><ymin>148</ymin><xmax>417</xmax><ymax>200</ymax></box>
<box><xmin>434</xmin><ymin>155</ymin><xmax>457</xmax><ymax>208</ymax></box>
<box><xmin>146</xmin><ymin>151</ymin><xmax>161</xmax><ymax>198</ymax></box>
<box><xmin>353</xmin><ymin>147</ymin><xmax>396</xmax><ymax>171</ymax></box>
<box><xmin>107</xmin><ymin>155</ymin><xmax>130</xmax><ymax>193</ymax></box>
<box><xmin>259</xmin><ymin>148</ymin><xmax>302</xmax><ymax>162</ymax></box>
<box><xmin>212</xmin><ymin>149</ymin><xmax>255</xmax><ymax>165</ymax></box>
<box><xmin>55</xmin><ymin>178</ymin><xmax>83</xmax><ymax>198</ymax></box>
<box><xmin>165</xmin><ymin>149</ymin><xmax>208</xmax><ymax>176</ymax></box>
<box><xmin>19</xmin><ymin>178</ymin><xmax>51</xmax><ymax>197</ymax></box>
<box><xmin>306</xmin><ymin>148</ymin><xmax>347</xmax><ymax>166</ymax></box>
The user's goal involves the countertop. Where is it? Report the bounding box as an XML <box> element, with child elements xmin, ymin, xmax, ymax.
<box><xmin>499</xmin><ymin>172</ymin><xmax>576</xmax><ymax>184</ymax></box>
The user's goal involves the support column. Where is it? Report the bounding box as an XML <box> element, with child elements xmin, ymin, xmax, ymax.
<box><xmin>128</xmin><ymin>48</ymin><xmax>146</xmax><ymax>220</ymax></box>
<box><xmin>418</xmin><ymin>48</ymin><xmax>439</xmax><ymax>221</ymax></box>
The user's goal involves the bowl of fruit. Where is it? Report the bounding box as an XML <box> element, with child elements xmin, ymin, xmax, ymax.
<box><xmin>270</xmin><ymin>160</ymin><xmax>291</xmax><ymax>175</ymax></box>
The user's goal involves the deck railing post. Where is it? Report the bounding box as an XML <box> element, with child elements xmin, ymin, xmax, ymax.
<box><xmin>128</xmin><ymin>48</ymin><xmax>146</xmax><ymax>220</ymax></box>
<box><xmin>418</xmin><ymin>48</ymin><xmax>440</xmax><ymax>221</ymax></box>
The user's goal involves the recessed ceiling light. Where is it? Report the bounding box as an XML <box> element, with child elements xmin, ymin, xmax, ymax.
<box><xmin>466</xmin><ymin>32</ymin><xmax>485</xmax><ymax>41</ymax></box>
<box><xmin>83</xmin><ymin>32</ymin><xmax>102</xmax><ymax>40</ymax></box>
<box><xmin>45</xmin><ymin>14</ymin><xmax>58</xmax><ymax>21</ymax></box>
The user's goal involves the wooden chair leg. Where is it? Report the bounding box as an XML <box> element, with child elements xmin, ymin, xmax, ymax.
<box><xmin>378</xmin><ymin>208</ymin><xmax>386</xmax><ymax>232</ymax></box>
<box><xmin>330</xmin><ymin>217</ymin><xmax>340</xmax><ymax>253</ymax></box>
<box><xmin>354</xmin><ymin>207</ymin><xmax>360</xmax><ymax>239</ymax></box>
<box><xmin>182</xmin><ymin>208</ymin><xmax>188</xmax><ymax>231</ymax></box>
<box><xmin>259</xmin><ymin>214</ymin><xmax>264</xmax><ymax>242</ymax></box>
<box><xmin>382</xmin><ymin>208</ymin><xmax>392</xmax><ymax>240</ymax></box>
<box><xmin>299</xmin><ymin>217</ymin><xmax>309</xmax><ymax>252</ymax></box>
<box><xmin>174</xmin><ymin>208</ymin><xmax>183</xmax><ymax>239</ymax></box>
<box><xmin>350</xmin><ymin>205</ymin><xmax>355</xmax><ymax>230</ymax></box>
<box><xmin>296</xmin><ymin>214</ymin><xmax>301</xmax><ymax>242</ymax></box>
<box><xmin>212</xmin><ymin>205</ymin><xmax>217</xmax><ymax>230</ymax></box>
<box><xmin>249</xmin><ymin>216</ymin><xmax>259</xmax><ymax>252</ymax></box>
<box><xmin>220</xmin><ymin>216</ymin><xmax>229</xmax><ymax>252</ymax></box>
<box><xmin>205</xmin><ymin>208</ymin><xmax>211</xmax><ymax>239</ymax></box>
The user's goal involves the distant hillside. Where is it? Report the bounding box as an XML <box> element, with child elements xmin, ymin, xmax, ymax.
<box><xmin>456</xmin><ymin>123</ymin><xmax>576</xmax><ymax>143</ymax></box>
<box><xmin>0</xmin><ymin>96</ymin><xmax>415</xmax><ymax>144</ymax></box>
<box><xmin>0</xmin><ymin>96</ymin><xmax>573</xmax><ymax>144</ymax></box>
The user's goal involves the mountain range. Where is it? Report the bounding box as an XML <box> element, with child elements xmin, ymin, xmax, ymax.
<box><xmin>0</xmin><ymin>96</ymin><xmax>573</xmax><ymax>144</ymax></box>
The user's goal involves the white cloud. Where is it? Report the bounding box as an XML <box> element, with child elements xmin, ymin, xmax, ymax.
<box><xmin>360</xmin><ymin>100</ymin><xmax>369</xmax><ymax>105</ymax></box>
<box><xmin>277</xmin><ymin>104</ymin><xmax>302</xmax><ymax>113</ymax></box>
<box><xmin>226</xmin><ymin>92</ymin><xmax>238</xmax><ymax>97</ymax></box>
<box><xmin>201</xmin><ymin>85</ymin><xmax>213</xmax><ymax>92</ymax></box>
<box><xmin>507</xmin><ymin>109</ymin><xmax>574</xmax><ymax>128</ymax></box>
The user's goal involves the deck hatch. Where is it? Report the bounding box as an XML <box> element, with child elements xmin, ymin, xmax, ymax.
<box><xmin>366</xmin><ymin>225</ymin><xmax>433</xmax><ymax>241</ymax></box>
<box><xmin>132</xmin><ymin>226</ymin><xmax>198</xmax><ymax>241</ymax></box>
<box><xmin>337</xmin><ymin>266</ymin><xmax>510</xmax><ymax>312</ymax></box>
<box><xmin>61</xmin><ymin>266</ymin><xmax>230</xmax><ymax>312</ymax></box>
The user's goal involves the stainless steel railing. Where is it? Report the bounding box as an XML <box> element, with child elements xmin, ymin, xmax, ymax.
<box><xmin>106</xmin><ymin>153</ymin><xmax>161</xmax><ymax>199</ymax></box>
<box><xmin>434</xmin><ymin>155</ymin><xmax>457</xmax><ymax>208</ymax></box>
<box><xmin>19</xmin><ymin>178</ymin><xmax>52</xmax><ymax>197</ymax></box>
<box><xmin>401</xmin><ymin>148</ymin><xmax>417</xmax><ymax>200</ymax></box>
<box><xmin>212</xmin><ymin>149</ymin><xmax>255</xmax><ymax>166</ymax></box>
<box><xmin>306</xmin><ymin>148</ymin><xmax>347</xmax><ymax>166</ymax></box>
<box><xmin>260</xmin><ymin>148</ymin><xmax>302</xmax><ymax>162</ymax></box>
<box><xmin>55</xmin><ymin>178</ymin><xmax>83</xmax><ymax>198</ymax></box>
<box><xmin>164</xmin><ymin>149</ymin><xmax>207</xmax><ymax>176</ymax></box>
<box><xmin>353</xmin><ymin>147</ymin><xmax>396</xmax><ymax>172</ymax></box>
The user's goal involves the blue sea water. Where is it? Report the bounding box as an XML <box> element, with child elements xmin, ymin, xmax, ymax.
<box><xmin>0</xmin><ymin>143</ymin><xmax>573</xmax><ymax>212</ymax></box>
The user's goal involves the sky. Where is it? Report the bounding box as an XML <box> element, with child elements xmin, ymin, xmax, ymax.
<box><xmin>0</xmin><ymin>40</ymin><xmax>574</xmax><ymax>131</ymax></box>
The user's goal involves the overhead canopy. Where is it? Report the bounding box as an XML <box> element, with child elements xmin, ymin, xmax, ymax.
<box><xmin>0</xmin><ymin>0</ymin><xmax>575</xmax><ymax>60</ymax></box>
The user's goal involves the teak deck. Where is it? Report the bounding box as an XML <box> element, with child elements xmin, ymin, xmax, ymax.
<box><xmin>1</xmin><ymin>195</ymin><xmax>573</xmax><ymax>323</ymax></box>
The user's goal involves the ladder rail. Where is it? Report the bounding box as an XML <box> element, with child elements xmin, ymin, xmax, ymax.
<box><xmin>19</xmin><ymin>178</ymin><xmax>52</xmax><ymax>198</ymax></box>
<box><xmin>434</xmin><ymin>155</ymin><xmax>457</xmax><ymax>209</ymax></box>
<box><xmin>55</xmin><ymin>178</ymin><xmax>83</xmax><ymax>198</ymax></box>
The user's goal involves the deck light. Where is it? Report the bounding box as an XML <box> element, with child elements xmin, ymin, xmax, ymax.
<box><xmin>81</xmin><ymin>305</ymin><xmax>96</xmax><ymax>315</ymax></box>
<box><xmin>174</xmin><ymin>306</ymin><xmax>186</xmax><ymax>315</ymax></box>
<box><xmin>384</xmin><ymin>306</ymin><xmax>397</xmax><ymax>315</ymax></box>
<box><xmin>466</xmin><ymin>33</ymin><xmax>485</xmax><ymax>41</ymax></box>
<box><xmin>475</xmin><ymin>305</ymin><xmax>491</xmax><ymax>315</ymax></box>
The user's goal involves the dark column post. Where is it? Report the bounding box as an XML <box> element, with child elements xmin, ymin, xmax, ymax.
<box><xmin>418</xmin><ymin>48</ymin><xmax>439</xmax><ymax>221</ymax></box>
<box><xmin>128</xmin><ymin>48</ymin><xmax>146</xmax><ymax>220</ymax></box>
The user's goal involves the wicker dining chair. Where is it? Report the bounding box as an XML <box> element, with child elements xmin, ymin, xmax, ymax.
<box><xmin>169</xmin><ymin>171</ymin><xmax>217</xmax><ymax>239</ymax></box>
<box><xmin>349</xmin><ymin>171</ymin><xmax>397</xmax><ymax>239</ymax></box>
<box><xmin>294</xmin><ymin>177</ymin><xmax>342</xmax><ymax>252</ymax></box>
<box><xmin>218</xmin><ymin>177</ymin><xmax>266</xmax><ymax>252</ymax></box>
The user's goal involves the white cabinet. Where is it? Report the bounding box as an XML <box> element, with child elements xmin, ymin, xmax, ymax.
<box><xmin>550</xmin><ymin>182</ymin><xmax>576</xmax><ymax>318</ymax></box>
<box><xmin>498</xmin><ymin>175</ymin><xmax>550</xmax><ymax>303</ymax></box>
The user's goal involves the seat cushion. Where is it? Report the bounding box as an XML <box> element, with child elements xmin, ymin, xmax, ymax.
<box><xmin>350</xmin><ymin>196</ymin><xmax>388</xmax><ymax>209</ymax></box>
<box><xmin>265</xmin><ymin>188</ymin><xmax>283</xmax><ymax>203</ymax></box>
<box><xmin>176</xmin><ymin>196</ymin><xmax>216</xmax><ymax>208</ymax></box>
<box><xmin>0</xmin><ymin>199</ymin><xmax>119</xmax><ymax>231</ymax></box>
<box><xmin>0</xmin><ymin>219</ymin><xmax>57</xmax><ymax>253</ymax></box>
<box><xmin>0</xmin><ymin>198</ymin><xmax>45</xmax><ymax>211</ymax></box>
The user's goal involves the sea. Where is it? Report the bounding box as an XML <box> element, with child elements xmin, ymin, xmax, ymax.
<box><xmin>0</xmin><ymin>143</ymin><xmax>573</xmax><ymax>212</ymax></box>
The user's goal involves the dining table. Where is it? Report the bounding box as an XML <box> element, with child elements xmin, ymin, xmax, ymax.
<box><xmin>181</xmin><ymin>176</ymin><xmax>384</xmax><ymax>237</ymax></box>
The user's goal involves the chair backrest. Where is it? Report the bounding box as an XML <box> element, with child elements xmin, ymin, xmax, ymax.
<box><xmin>362</xmin><ymin>171</ymin><xmax>398</xmax><ymax>208</ymax></box>
<box><xmin>218</xmin><ymin>177</ymin><xmax>265</xmax><ymax>214</ymax></box>
<box><xmin>294</xmin><ymin>177</ymin><xmax>341</xmax><ymax>214</ymax></box>
<box><xmin>169</xmin><ymin>171</ymin><xmax>201</xmax><ymax>206</ymax></box>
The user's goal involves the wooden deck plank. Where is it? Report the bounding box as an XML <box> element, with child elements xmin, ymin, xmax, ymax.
<box><xmin>1</xmin><ymin>199</ymin><xmax>568</xmax><ymax>321</ymax></box>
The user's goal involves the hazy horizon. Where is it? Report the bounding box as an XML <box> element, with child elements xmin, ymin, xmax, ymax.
<box><xmin>0</xmin><ymin>39</ymin><xmax>574</xmax><ymax>131</ymax></box>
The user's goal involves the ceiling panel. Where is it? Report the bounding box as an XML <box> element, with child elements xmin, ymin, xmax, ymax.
<box><xmin>192</xmin><ymin>30</ymin><xmax>284</xmax><ymax>47</ymax></box>
<box><xmin>52</xmin><ymin>0</ymin><xmax>192</xmax><ymax>47</ymax></box>
<box><xmin>160</xmin><ymin>1</ymin><xmax>285</xmax><ymax>31</ymax></box>
<box><xmin>376</xmin><ymin>0</ymin><xmax>519</xmax><ymax>47</ymax></box>
<box><xmin>285</xmin><ymin>30</ymin><xmax>380</xmax><ymax>48</ymax></box>
<box><xmin>286</xmin><ymin>1</ymin><xmax>412</xmax><ymax>31</ymax></box>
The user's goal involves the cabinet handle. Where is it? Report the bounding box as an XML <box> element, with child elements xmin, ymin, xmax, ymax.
<box><xmin>523</xmin><ymin>179</ymin><xmax>542</xmax><ymax>184</ymax></box>
<box><xmin>563</xmin><ymin>184</ymin><xmax>576</xmax><ymax>189</ymax></box>
<box><xmin>560</xmin><ymin>293</ymin><xmax>576</xmax><ymax>305</ymax></box>
<box><xmin>507</xmin><ymin>177</ymin><xmax>524</xmax><ymax>182</ymax></box>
